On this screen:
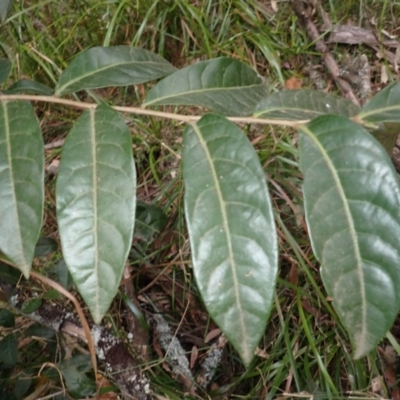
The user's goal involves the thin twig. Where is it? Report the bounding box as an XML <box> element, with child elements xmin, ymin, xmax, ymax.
<box><xmin>0</xmin><ymin>93</ymin><xmax>307</xmax><ymax>127</ymax></box>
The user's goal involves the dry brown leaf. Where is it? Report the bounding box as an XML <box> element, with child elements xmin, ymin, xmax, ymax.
<box><xmin>205</xmin><ymin>328</ymin><xmax>221</xmax><ymax>343</ymax></box>
<box><xmin>285</xmin><ymin>77</ymin><xmax>302</xmax><ymax>89</ymax></box>
<box><xmin>190</xmin><ymin>345</ymin><xmax>198</xmax><ymax>369</ymax></box>
<box><xmin>95</xmin><ymin>374</ymin><xmax>118</xmax><ymax>400</ymax></box>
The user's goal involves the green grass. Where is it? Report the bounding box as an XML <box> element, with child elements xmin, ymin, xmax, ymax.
<box><xmin>0</xmin><ymin>0</ymin><xmax>399</xmax><ymax>399</ymax></box>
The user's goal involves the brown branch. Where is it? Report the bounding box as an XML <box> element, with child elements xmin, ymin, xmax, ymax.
<box><xmin>292</xmin><ymin>0</ymin><xmax>361</xmax><ymax>107</ymax></box>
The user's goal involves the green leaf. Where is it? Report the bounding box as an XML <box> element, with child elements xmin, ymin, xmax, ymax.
<box><xmin>0</xmin><ymin>309</ymin><xmax>15</xmax><ymax>327</ymax></box>
<box><xmin>0</xmin><ymin>334</ymin><xmax>17</xmax><ymax>366</ymax></box>
<box><xmin>26</xmin><ymin>324</ymin><xmax>55</xmax><ymax>340</ymax></box>
<box><xmin>7</xmin><ymin>79</ymin><xmax>54</xmax><ymax>95</ymax></box>
<box><xmin>61</xmin><ymin>365</ymin><xmax>95</xmax><ymax>398</ymax></box>
<box><xmin>55</xmin><ymin>46</ymin><xmax>177</xmax><ymax>96</ymax></box>
<box><xmin>0</xmin><ymin>59</ymin><xmax>12</xmax><ymax>85</ymax></box>
<box><xmin>254</xmin><ymin>90</ymin><xmax>361</xmax><ymax>120</ymax></box>
<box><xmin>183</xmin><ymin>113</ymin><xmax>278</xmax><ymax>366</ymax></box>
<box><xmin>298</xmin><ymin>115</ymin><xmax>400</xmax><ymax>359</ymax></box>
<box><xmin>368</xmin><ymin>122</ymin><xmax>400</xmax><ymax>154</ymax></box>
<box><xmin>21</xmin><ymin>298</ymin><xmax>42</xmax><ymax>313</ymax></box>
<box><xmin>0</xmin><ymin>263</ymin><xmax>21</xmax><ymax>285</ymax></box>
<box><xmin>143</xmin><ymin>57</ymin><xmax>269</xmax><ymax>116</ymax></box>
<box><xmin>56</xmin><ymin>104</ymin><xmax>136</xmax><ymax>324</ymax></box>
<box><xmin>43</xmin><ymin>289</ymin><xmax>61</xmax><ymax>300</ymax></box>
<box><xmin>134</xmin><ymin>200</ymin><xmax>168</xmax><ymax>241</ymax></box>
<box><xmin>357</xmin><ymin>82</ymin><xmax>400</xmax><ymax>124</ymax></box>
<box><xmin>13</xmin><ymin>377</ymin><xmax>32</xmax><ymax>399</ymax></box>
<box><xmin>0</xmin><ymin>100</ymin><xmax>44</xmax><ymax>278</ymax></box>
<box><xmin>57</xmin><ymin>259</ymin><xmax>73</xmax><ymax>290</ymax></box>
<box><xmin>0</xmin><ymin>0</ymin><xmax>13</xmax><ymax>24</ymax></box>
<box><xmin>34</xmin><ymin>237</ymin><xmax>57</xmax><ymax>257</ymax></box>
<box><xmin>61</xmin><ymin>353</ymin><xmax>92</xmax><ymax>372</ymax></box>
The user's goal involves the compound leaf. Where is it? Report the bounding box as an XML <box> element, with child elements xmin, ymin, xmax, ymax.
<box><xmin>183</xmin><ymin>113</ymin><xmax>278</xmax><ymax>366</ymax></box>
<box><xmin>299</xmin><ymin>115</ymin><xmax>400</xmax><ymax>358</ymax></box>
<box><xmin>55</xmin><ymin>46</ymin><xmax>177</xmax><ymax>95</ymax></box>
<box><xmin>254</xmin><ymin>90</ymin><xmax>360</xmax><ymax>120</ymax></box>
<box><xmin>143</xmin><ymin>58</ymin><xmax>269</xmax><ymax>116</ymax></box>
<box><xmin>0</xmin><ymin>100</ymin><xmax>44</xmax><ymax>278</ymax></box>
<box><xmin>56</xmin><ymin>104</ymin><xmax>136</xmax><ymax>323</ymax></box>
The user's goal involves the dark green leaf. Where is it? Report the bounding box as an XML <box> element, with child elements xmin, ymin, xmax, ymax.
<box><xmin>56</xmin><ymin>104</ymin><xmax>136</xmax><ymax>323</ymax></box>
<box><xmin>26</xmin><ymin>324</ymin><xmax>55</xmax><ymax>340</ymax></box>
<box><xmin>357</xmin><ymin>82</ymin><xmax>400</xmax><ymax>124</ymax></box>
<box><xmin>61</xmin><ymin>366</ymin><xmax>95</xmax><ymax>398</ymax></box>
<box><xmin>254</xmin><ymin>90</ymin><xmax>360</xmax><ymax>120</ymax></box>
<box><xmin>34</xmin><ymin>237</ymin><xmax>57</xmax><ymax>257</ymax></box>
<box><xmin>7</xmin><ymin>79</ymin><xmax>54</xmax><ymax>95</ymax></box>
<box><xmin>0</xmin><ymin>101</ymin><xmax>44</xmax><ymax>278</ymax></box>
<box><xmin>0</xmin><ymin>263</ymin><xmax>21</xmax><ymax>285</ymax></box>
<box><xmin>0</xmin><ymin>59</ymin><xmax>11</xmax><ymax>86</ymax></box>
<box><xmin>61</xmin><ymin>354</ymin><xmax>92</xmax><ymax>372</ymax></box>
<box><xmin>0</xmin><ymin>0</ymin><xmax>13</xmax><ymax>24</ymax></box>
<box><xmin>13</xmin><ymin>377</ymin><xmax>32</xmax><ymax>398</ymax></box>
<box><xmin>57</xmin><ymin>259</ymin><xmax>73</xmax><ymax>290</ymax></box>
<box><xmin>298</xmin><ymin>115</ymin><xmax>400</xmax><ymax>359</ymax></box>
<box><xmin>0</xmin><ymin>309</ymin><xmax>14</xmax><ymax>327</ymax></box>
<box><xmin>21</xmin><ymin>298</ymin><xmax>42</xmax><ymax>313</ymax></box>
<box><xmin>0</xmin><ymin>334</ymin><xmax>17</xmax><ymax>366</ymax></box>
<box><xmin>119</xmin><ymin>290</ymin><xmax>148</xmax><ymax>333</ymax></box>
<box><xmin>134</xmin><ymin>200</ymin><xmax>168</xmax><ymax>241</ymax></box>
<box><xmin>183</xmin><ymin>114</ymin><xmax>278</xmax><ymax>366</ymax></box>
<box><xmin>55</xmin><ymin>46</ymin><xmax>177</xmax><ymax>95</ymax></box>
<box><xmin>143</xmin><ymin>57</ymin><xmax>269</xmax><ymax>116</ymax></box>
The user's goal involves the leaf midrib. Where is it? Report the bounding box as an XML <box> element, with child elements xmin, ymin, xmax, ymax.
<box><xmin>301</xmin><ymin>126</ymin><xmax>367</xmax><ymax>352</ymax></box>
<box><xmin>144</xmin><ymin>82</ymin><xmax>266</xmax><ymax>106</ymax></box>
<box><xmin>2</xmin><ymin>100</ymin><xmax>27</xmax><ymax>270</ymax></box>
<box><xmin>191</xmin><ymin>121</ymin><xmax>249</xmax><ymax>362</ymax></box>
<box><xmin>90</xmin><ymin>108</ymin><xmax>100</xmax><ymax>319</ymax></box>
<box><xmin>359</xmin><ymin>104</ymin><xmax>400</xmax><ymax>121</ymax></box>
<box><xmin>55</xmin><ymin>59</ymin><xmax>172</xmax><ymax>95</ymax></box>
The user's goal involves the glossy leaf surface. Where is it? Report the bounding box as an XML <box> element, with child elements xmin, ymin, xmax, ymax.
<box><xmin>254</xmin><ymin>90</ymin><xmax>360</xmax><ymax>120</ymax></box>
<box><xmin>299</xmin><ymin>115</ymin><xmax>400</xmax><ymax>358</ymax></box>
<box><xmin>0</xmin><ymin>59</ymin><xmax>11</xmax><ymax>85</ymax></box>
<box><xmin>55</xmin><ymin>46</ymin><xmax>177</xmax><ymax>95</ymax></box>
<box><xmin>0</xmin><ymin>100</ymin><xmax>44</xmax><ymax>277</ymax></box>
<box><xmin>358</xmin><ymin>82</ymin><xmax>400</xmax><ymax>124</ymax></box>
<box><xmin>183</xmin><ymin>114</ymin><xmax>278</xmax><ymax>366</ymax></box>
<box><xmin>56</xmin><ymin>104</ymin><xmax>136</xmax><ymax>323</ymax></box>
<box><xmin>144</xmin><ymin>58</ymin><xmax>269</xmax><ymax>116</ymax></box>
